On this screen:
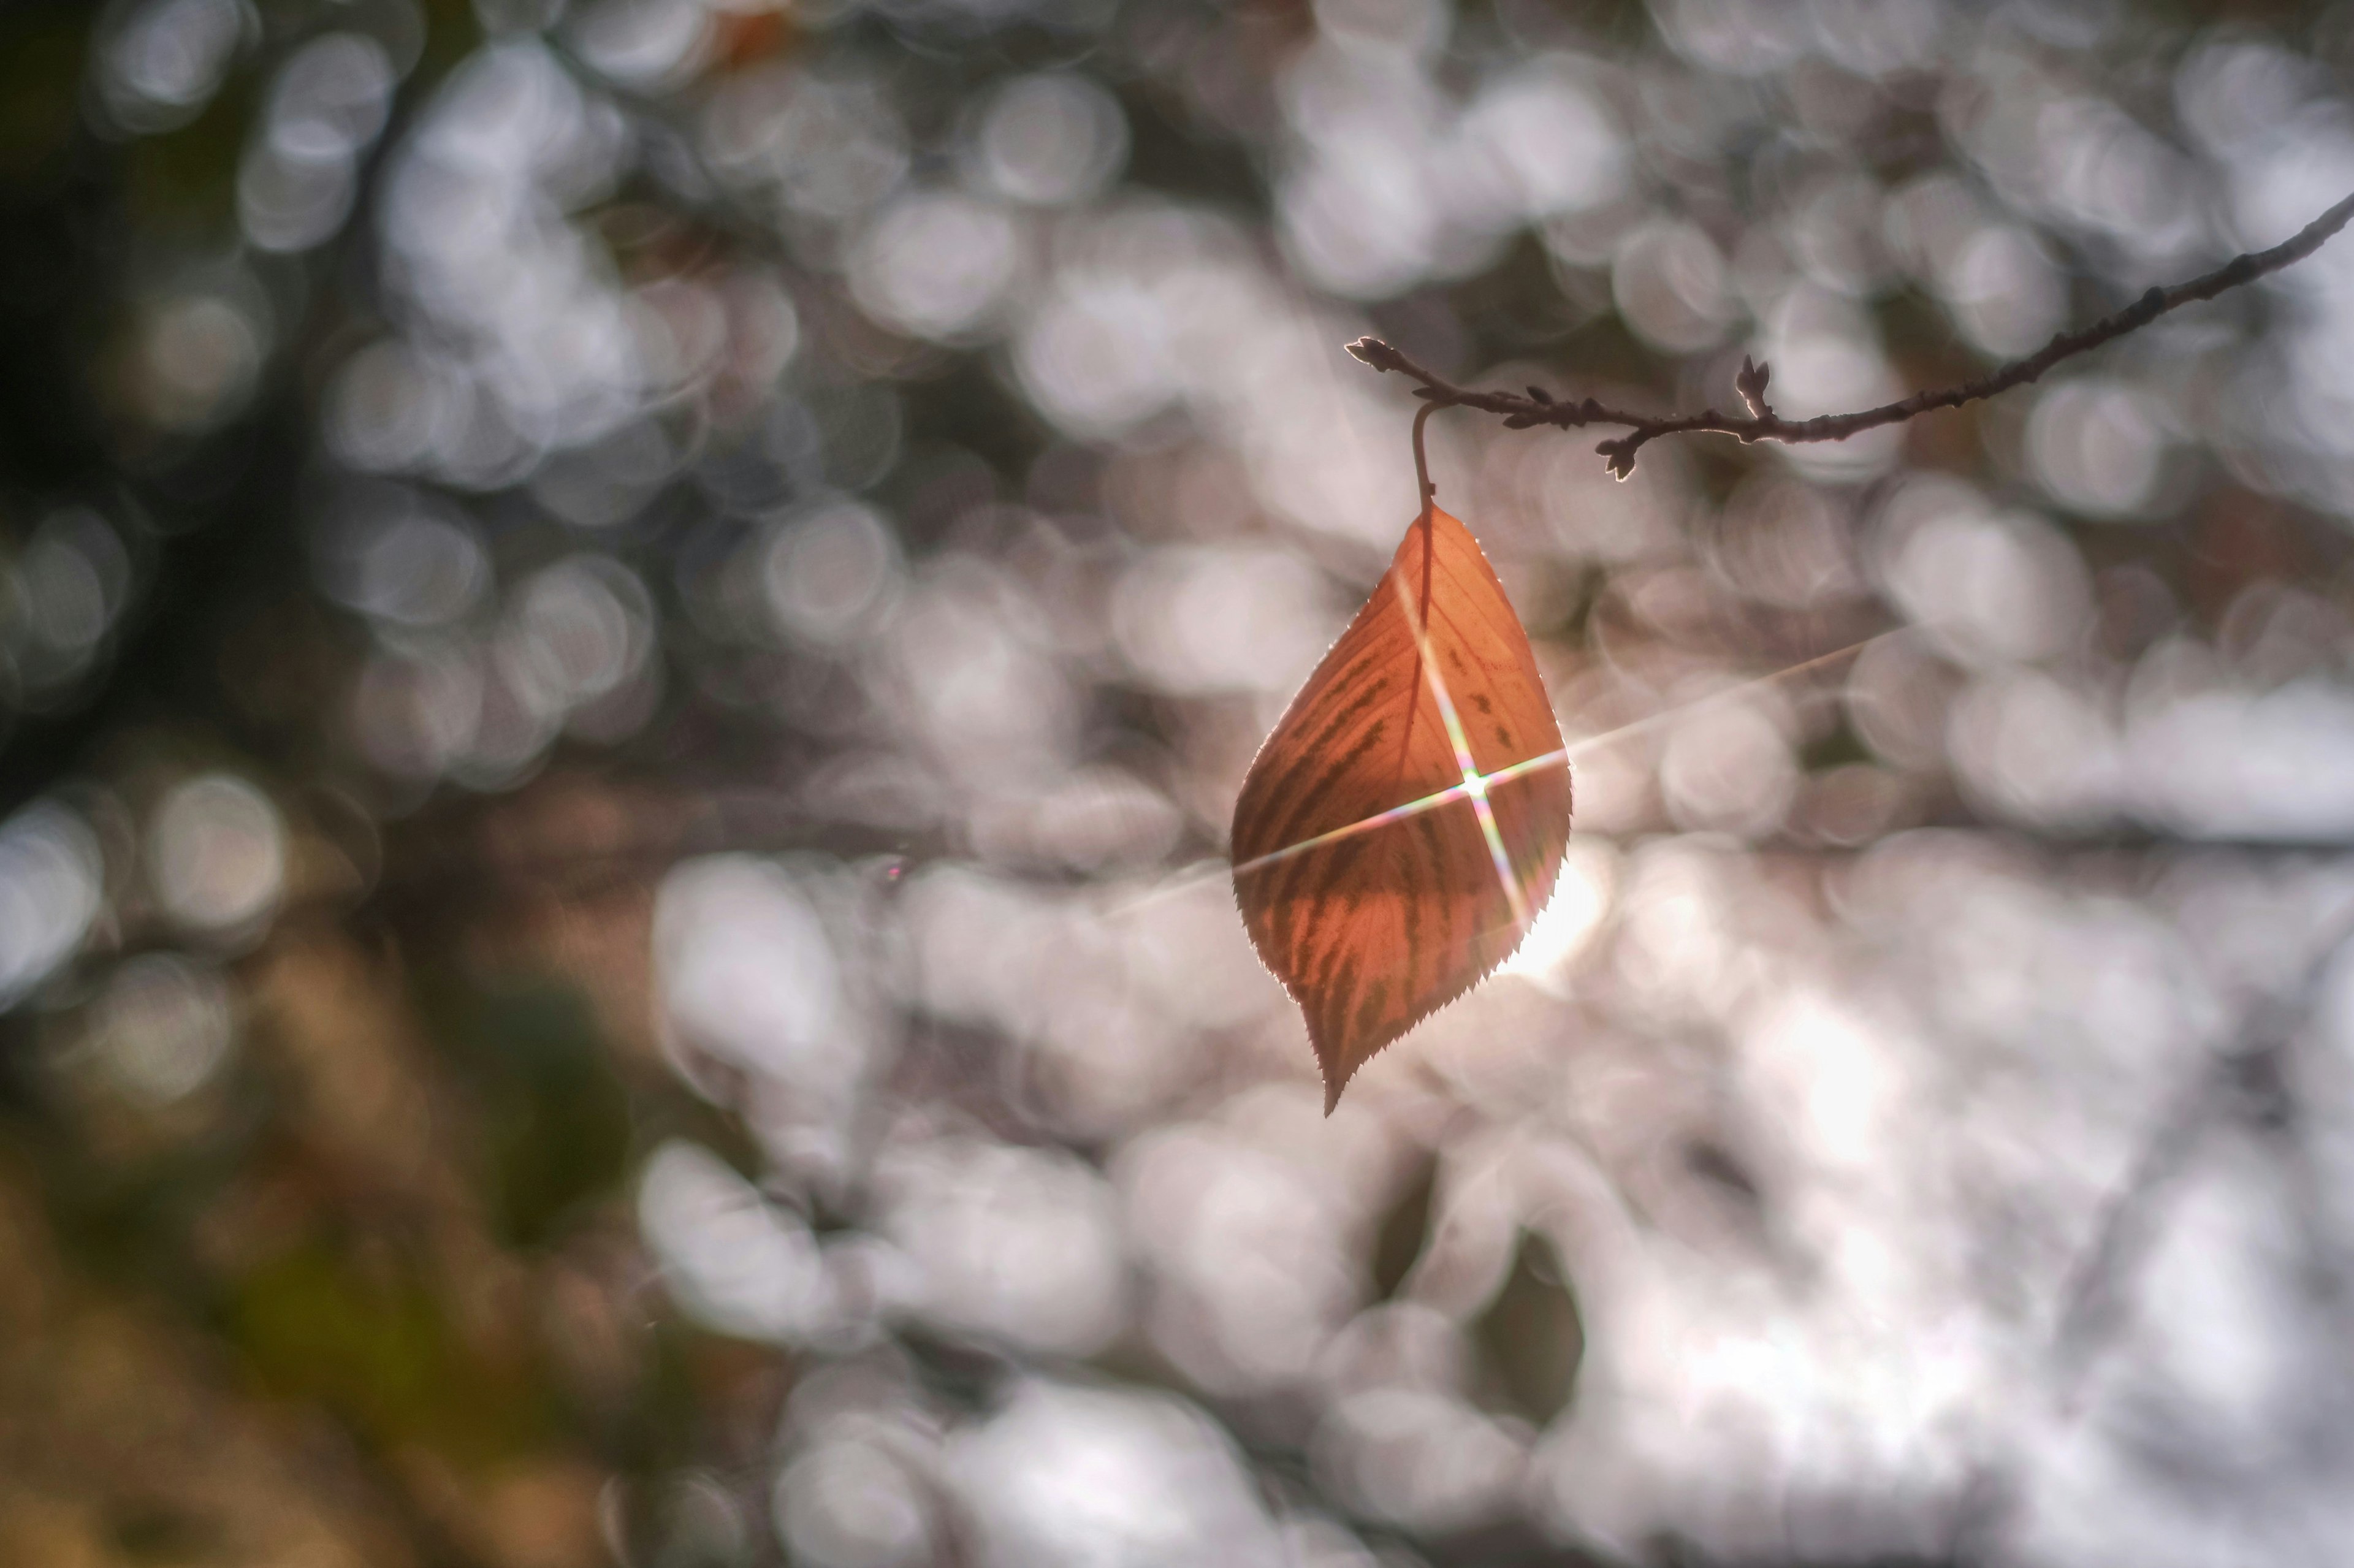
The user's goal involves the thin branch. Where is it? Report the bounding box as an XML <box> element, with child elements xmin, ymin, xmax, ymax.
<box><xmin>1349</xmin><ymin>189</ymin><xmax>2354</xmax><ymax>478</ymax></box>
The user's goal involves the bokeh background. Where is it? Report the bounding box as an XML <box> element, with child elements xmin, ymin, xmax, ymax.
<box><xmin>6</xmin><ymin>0</ymin><xmax>2354</xmax><ymax>1562</ymax></box>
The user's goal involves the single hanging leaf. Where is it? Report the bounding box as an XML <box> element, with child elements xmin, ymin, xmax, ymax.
<box><xmin>1231</xmin><ymin>505</ymin><xmax>1571</xmax><ymax>1111</ymax></box>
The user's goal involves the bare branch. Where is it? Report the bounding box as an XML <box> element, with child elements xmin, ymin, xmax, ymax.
<box><xmin>1349</xmin><ymin>189</ymin><xmax>2354</xmax><ymax>478</ymax></box>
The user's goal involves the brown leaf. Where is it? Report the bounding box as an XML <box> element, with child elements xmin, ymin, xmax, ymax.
<box><xmin>1231</xmin><ymin>506</ymin><xmax>1571</xmax><ymax>1111</ymax></box>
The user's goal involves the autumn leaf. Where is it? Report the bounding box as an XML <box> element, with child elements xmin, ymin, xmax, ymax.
<box><xmin>1231</xmin><ymin>505</ymin><xmax>1571</xmax><ymax>1111</ymax></box>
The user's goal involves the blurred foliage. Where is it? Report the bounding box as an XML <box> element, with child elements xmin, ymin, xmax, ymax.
<box><xmin>4</xmin><ymin>0</ymin><xmax>2354</xmax><ymax>1564</ymax></box>
<box><xmin>1475</xmin><ymin>1233</ymin><xmax>1583</xmax><ymax>1427</ymax></box>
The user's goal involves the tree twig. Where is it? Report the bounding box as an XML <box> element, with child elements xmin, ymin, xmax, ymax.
<box><xmin>1348</xmin><ymin>189</ymin><xmax>2354</xmax><ymax>478</ymax></box>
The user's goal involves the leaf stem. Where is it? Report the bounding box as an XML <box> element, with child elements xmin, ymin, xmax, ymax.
<box><xmin>1412</xmin><ymin>399</ymin><xmax>1439</xmax><ymax>507</ymax></box>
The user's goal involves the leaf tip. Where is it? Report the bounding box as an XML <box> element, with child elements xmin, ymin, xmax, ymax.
<box><xmin>1310</xmin><ymin>1021</ymin><xmax>1352</xmax><ymax>1113</ymax></box>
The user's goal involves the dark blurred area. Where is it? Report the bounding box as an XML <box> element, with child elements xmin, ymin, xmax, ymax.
<box><xmin>6</xmin><ymin>0</ymin><xmax>2354</xmax><ymax>1562</ymax></box>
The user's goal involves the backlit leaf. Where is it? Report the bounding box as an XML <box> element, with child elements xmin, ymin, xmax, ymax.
<box><xmin>1231</xmin><ymin>506</ymin><xmax>1571</xmax><ymax>1109</ymax></box>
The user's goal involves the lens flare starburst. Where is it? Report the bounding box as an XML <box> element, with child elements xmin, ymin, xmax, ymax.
<box><xmin>1230</xmin><ymin>631</ymin><xmax>1896</xmax><ymax>903</ymax></box>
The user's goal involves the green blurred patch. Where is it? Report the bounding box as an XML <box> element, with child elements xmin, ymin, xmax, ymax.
<box><xmin>108</xmin><ymin>1498</ymin><xmax>216</xmax><ymax>1562</ymax></box>
<box><xmin>230</xmin><ymin>1239</ymin><xmax>549</xmax><ymax>1460</ymax></box>
<box><xmin>1800</xmin><ymin>715</ymin><xmax>1875</xmax><ymax>772</ymax></box>
<box><xmin>416</xmin><ymin>0</ymin><xmax>487</xmax><ymax>76</ymax></box>
<box><xmin>1474</xmin><ymin>1230</ymin><xmax>1583</xmax><ymax>1426</ymax></box>
<box><xmin>433</xmin><ymin>979</ymin><xmax>635</xmax><ymax>1248</ymax></box>
<box><xmin>1369</xmin><ymin>1152</ymin><xmax>1438</xmax><ymax>1301</ymax></box>
<box><xmin>123</xmin><ymin>75</ymin><xmax>256</xmax><ymax>231</ymax></box>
